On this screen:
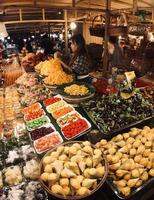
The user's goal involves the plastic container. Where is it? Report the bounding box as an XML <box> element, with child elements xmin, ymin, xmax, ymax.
<box><xmin>52</xmin><ymin>105</ymin><xmax>74</xmax><ymax>120</ymax></box>
<box><xmin>34</xmin><ymin>131</ymin><xmax>63</xmax><ymax>154</ymax></box>
<box><xmin>22</xmin><ymin>103</ymin><xmax>42</xmax><ymax>115</ymax></box>
<box><xmin>61</xmin><ymin>117</ymin><xmax>91</xmax><ymax>140</ymax></box>
<box><xmin>24</xmin><ymin>109</ymin><xmax>45</xmax><ymax>122</ymax></box>
<box><xmin>43</xmin><ymin>96</ymin><xmax>62</xmax><ymax>106</ymax></box>
<box><xmin>26</xmin><ymin>116</ymin><xmax>50</xmax><ymax>131</ymax></box>
<box><xmin>56</xmin><ymin>111</ymin><xmax>82</xmax><ymax>127</ymax></box>
<box><xmin>46</xmin><ymin>100</ymin><xmax>67</xmax><ymax>114</ymax></box>
<box><xmin>29</xmin><ymin>123</ymin><xmax>56</xmax><ymax>141</ymax></box>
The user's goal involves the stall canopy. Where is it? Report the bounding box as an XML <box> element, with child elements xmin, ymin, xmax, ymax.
<box><xmin>0</xmin><ymin>0</ymin><xmax>154</xmax><ymax>32</ymax></box>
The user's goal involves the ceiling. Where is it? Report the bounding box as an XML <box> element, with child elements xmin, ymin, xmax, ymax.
<box><xmin>0</xmin><ymin>0</ymin><xmax>154</xmax><ymax>33</ymax></box>
<box><xmin>0</xmin><ymin>0</ymin><xmax>154</xmax><ymax>11</ymax></box>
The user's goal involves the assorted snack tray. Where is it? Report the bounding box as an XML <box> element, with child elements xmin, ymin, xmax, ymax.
<box><xmin>43</xmin><ymin>96</ymin><xmax>62</xmax><ymax>106</ymax></box>
<box><xmin>0</xmin><ymin>180</ymin><xmax>48</xmax><ymax>200</ymax></box>
<box><xmin>52</xmin><ymin>105</ymin><xmax>75</xmax><ymax>120</ymax></box>
<box><xmin>22</xmin><ymin>95</ymin><xmax>92</xmax><ymax>154</ymax></box>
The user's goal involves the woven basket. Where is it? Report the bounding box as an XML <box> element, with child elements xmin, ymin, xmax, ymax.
<box><xmin>89</xmin><ymin>14</ymin><xmax>128</xmax><ymax>37</ymax></box>
<box><xmin>39</xmin><ymin>141</ymin><xmax>109</xmax><ymax>200</ymax></box>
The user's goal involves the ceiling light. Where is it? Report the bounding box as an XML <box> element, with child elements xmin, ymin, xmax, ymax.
<box><xmin>59</xmin><ymin>33</ymin><xmax>63</xmax><ymax>40</ymax></box>
<box><xmin>0</xmin><ymin>23</ymin><xmax>8</xmax><ymax>39</ymax></box>
<box><xmin>70</xmin><ymin>22</ymin><xmax>77</xmax><ymax>30</ymax></box>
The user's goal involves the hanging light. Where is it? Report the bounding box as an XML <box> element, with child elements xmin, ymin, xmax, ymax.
<box><xmin>0</xmin><ymin>23</ymin><xmax>8</xmax><ymax>39</ymax></box>
<box><xmin>53</xmin><ymin>33</ymin><xmax>57</xmax><ymax>38</ymax></box>
<box><xmin>59</xmin><ymin>33</ymin><xmax>63</xmax><ymax>40</ymax></box>
<box><xmin>68</xmin><ymin>33</ymin><xmax>72</xmax><ymax>39</ymax></box>
<box><xmin>148</xmin><ymin>32</ymin><xmax>154</xmax><ymax>42</ymax></box>
<box><xmin>70</xmin><ymin>22</ymin><xmax>77</xmax><ymax>30</ymax></box>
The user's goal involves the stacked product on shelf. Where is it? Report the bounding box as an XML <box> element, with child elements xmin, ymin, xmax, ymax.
<box><xmin>15</xmin><ymin>73</ymin><xmax>52</xmax><ymax>106</ymax></box>
<box><xmin>0</xmin><ymin>133</ymin><xmax>48</xmax><ymax>200</ymax></box>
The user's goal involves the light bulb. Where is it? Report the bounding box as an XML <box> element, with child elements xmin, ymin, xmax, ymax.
<box><xmin>70</xmin><ymin>22</ymin><xmax>77</xmax><ymax>30</ymax></box>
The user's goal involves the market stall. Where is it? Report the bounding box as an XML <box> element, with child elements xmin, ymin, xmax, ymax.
<box><xmin>0</xmin><ymin>54</ymin><xmax>153</xmax><ymax>200</ymax></box>
<box><xmin>0</xmin><ymin>0</ymin><xmax>154</xmax><ymax>200</ymax></box>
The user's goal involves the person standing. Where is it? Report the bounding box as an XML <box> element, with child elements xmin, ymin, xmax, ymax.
<box><xmin>107</xmin><ymin>36</ymin><xmax>126</xmax><ymax>70</ymax></box>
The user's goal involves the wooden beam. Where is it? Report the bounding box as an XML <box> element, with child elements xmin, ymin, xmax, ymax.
<box><xmin>133</xmin><ymin>0</ymin><xmax>138</xmax><ymax>14</ymax></box>
<box><xmin>103</xmin><ymin>0</ymin><xmax>111</xmax><ymax>74</ymax></box>
<box><xmin>152</xmin><ymin>8</ymin><xmax>154</xmax><ymax>21</ymax></box>
<box><xmin>0</xmin><ymin>2</ymin><xmax>33</xmax><ymax>7</ymax></box>
<box><xmin>72</xmin><ymin>0</ymin><xmax>75</xmax><ymax>7</ymax></box>
<box><xmin>64</xmin><ymin>10</ymin><xmax>68</xmax><ymax>54</ymax></box>
<box><xmin>4</xmin><ymin>19</ymin><xmax>65</xmax><ymax>24</ymax></box>
<box><xmin>111</xmin><ymin>0</ymin><xmax>132</xmax><ymax>6</ymax></box>
<box><xmin>75</xmin><ymin>10</ymin><xmax>77</xmax><ymax>18</ymax></box>
<box><xmin>76</xmin><ymin>0</ymin><xmax>85</xmax><ymax>5</ymax></box>
<box><xmin>140</xmin><ymin>0</ymin><xmax>153</xmax><ymax>7</ymax></box>
<box><xmin>42</xmin><ymin>8</ymin><xmax>45</xmax><ymax>20</ymax></box>
<box><xmin>7</xmin><ymin>27</ymin><xmax>62</xmax><ymax>32</ymax></box>
<box><xmin>111</xmin><ymin>7</ymin><xmax>152</xmax><ymax>12</ymax></box>
<box><xmin>69</xmin><ymin>14</ymin><xmax>88</xmax><ymax>22</ymax></box>
<box><xmin>85</xmin><ymin>3</ymin><xmax>104</xmax><ymax>7</ymax></box>
<box><xmin>19</xmin><ymin>8</ymin><xmax>22</xmax><ymax>21</ymax></box>
<box><xmin>33</xmin><ymin>0</ymin><xmax>36</xmax><ymax>6</ymax></box>
<box><xmin>1</xmin><ymin>5</ymin><xmax>106</xmax><ymax>12</ymax></box>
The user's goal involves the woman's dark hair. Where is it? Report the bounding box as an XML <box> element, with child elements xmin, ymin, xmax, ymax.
<box><xmin>71</xmin><ymin>33</ymin><xmax>86</xmax><ymax>55</ymax></box>
<box><xmin>109</xmin><ymin>36</ymin><xmax>117</xmax><ymax>44</ymax></box>
<box><xmin>69</xmin><ymin>33</ymin><xmax>90</xmax><ymax>66</ymax></box>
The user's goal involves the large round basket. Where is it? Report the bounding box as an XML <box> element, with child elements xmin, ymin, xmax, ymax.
<box><xmin>39</xmin><ymin>141</ymin><xmax>109</xmax><ymax>200</ymax></box>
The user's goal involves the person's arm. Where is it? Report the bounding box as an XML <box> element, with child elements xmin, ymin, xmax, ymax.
<box><xmin>54</xmin><ymin>51</ymin><xmax>72</xmax><ymax>72</ymax></box>
<box><xmin>59</xmin><ymin>60</ymin><xmax>72</xmax><ymax>72</ymax></box>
